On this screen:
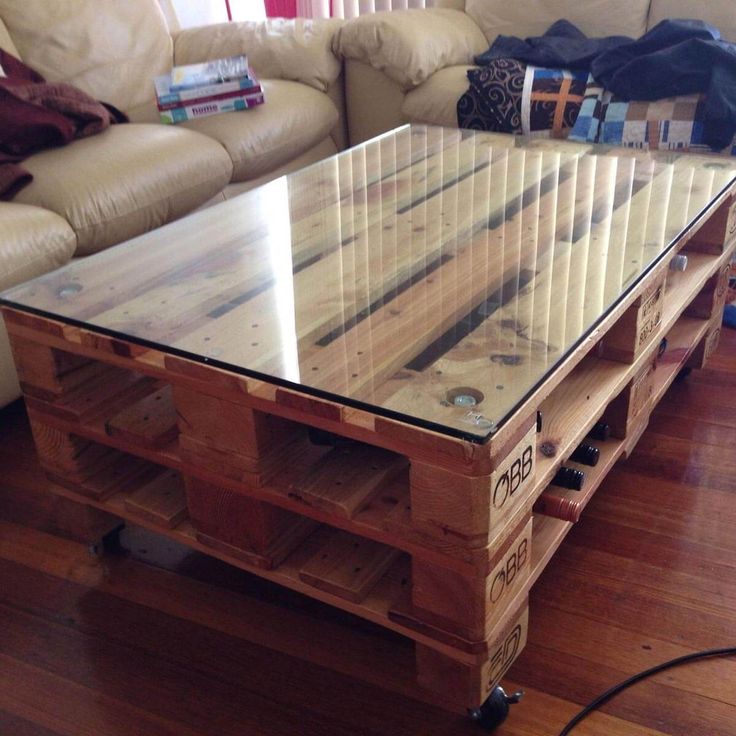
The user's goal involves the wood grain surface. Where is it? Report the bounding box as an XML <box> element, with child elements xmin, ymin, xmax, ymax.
<box><xmin>3</xmin><ymin>126</ymin><xmax>734</xmax><ymax>440</ymax></box>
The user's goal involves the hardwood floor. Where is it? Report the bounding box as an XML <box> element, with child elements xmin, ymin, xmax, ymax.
<box><xmin>1</xmin><ymin>329</ymin><xmax>735</xmax><ymax>736</ymax></box>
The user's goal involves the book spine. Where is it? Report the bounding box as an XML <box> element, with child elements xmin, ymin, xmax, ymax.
<box><xmin>157</xmin><ymin>84</ymin><xmax>263</xmax><ymax>111</ymax></box>
<box><xmin>159</xmin><ymin>92</ymin><xmax>265</xmax><ymax>124</ymax></box>
<box><xmin>155</xmin><ymin>76</ymin><xmax>258</xmax><ymax>106</ymax></box>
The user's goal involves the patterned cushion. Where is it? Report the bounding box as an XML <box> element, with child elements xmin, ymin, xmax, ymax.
<box><xmin>570</xmin><ymin>79</ymin><xmax>736</xmax><ymax>154</ymax></box>
<box><xmin>457</xmin><ymin>58</ymin><xmax>525</xmax><ymax>133</ymax></box>
<box><xmin>457</xmin><ymin>59</ymin><xmax>588</xmax><ymax>138</ymax></box>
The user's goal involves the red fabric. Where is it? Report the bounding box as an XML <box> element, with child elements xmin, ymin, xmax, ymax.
<box><xmin>0</xmin><ymin>49</ymin><xmax>127</xmax><ymax>200</ymax></box>
<box><xmin>264</xmin><ymin>0</ymin><xmax>297</xmax><ymax>18</ymax></box>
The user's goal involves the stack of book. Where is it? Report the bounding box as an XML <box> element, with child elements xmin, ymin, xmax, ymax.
<box><xmin>154</xmin><ymin>54</ymin><xmax>264</xmax><ymax>124</ymax></box>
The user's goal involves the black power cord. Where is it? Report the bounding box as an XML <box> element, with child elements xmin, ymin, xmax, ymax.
<box><xmin>558</xmin><ymin>646</ymin><xmax>736</xmax><ymax>735</ymax></box>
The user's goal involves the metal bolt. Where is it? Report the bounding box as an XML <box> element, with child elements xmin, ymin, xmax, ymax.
<box><xmin>669</xmin><ymin>254</ymin><xmax>688</xmax><ymax>272</ymax></box>
<box><xmin>452</xmin><ymin>393</ymin><xmax>477</xmax><ymax>407</ymax></box>
<box><xmin>57</xmin><ymin>283</ymin><xmax>82</xmax><ymax>298</ymax></box>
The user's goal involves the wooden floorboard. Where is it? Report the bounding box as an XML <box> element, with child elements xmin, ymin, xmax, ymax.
<box><xmin>0</xmin><ymin>328</ymin><xmax>735</xmax><ymax>735</ymax></box>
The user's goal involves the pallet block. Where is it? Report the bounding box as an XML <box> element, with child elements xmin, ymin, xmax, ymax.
<box><xmin>687</xmin><ymin>316</ymin><xmax>723</xmax><ymax>371</ymax></box>
<box><xmin>598</xmin><ymin>269</ymin><xmax>666</xmax><ymax>363</ymax></box>
<box><xmin>685</xmin><ymin>194</ymin><xmax>736</xmax><ymax>254</ymax></box>
<box><xmin>409</xmin><ymin>515</ymin><xmax>532</xmax><ymax>641</ymax></box>
<box><xmin>415</xmin><ymin>599</ymin><xmax>529</xmax><ymax>708</ymax></box>
<box><xmin>604</xmin><ymin>352</ymin><xmax>658</xmax><ymax>439</ymax></box>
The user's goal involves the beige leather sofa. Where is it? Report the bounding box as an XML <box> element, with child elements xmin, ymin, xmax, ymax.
<box><xmin>335</xmin><ymin>0</ymin><xmax>736</xmax><ymax>145</ymax></box>
<box><xmin>0</xmin><ymin>0</ymin><xmax>346</xmax><ymax>407</ymax></box>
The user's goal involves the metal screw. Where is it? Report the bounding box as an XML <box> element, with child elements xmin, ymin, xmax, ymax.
<box><xmin>57</xmin><ymin>283</ymin><xmax>82</xmax><ymax>298</ymax></box>
<box><xmin>669</xmin><ymin>254</ymin><xmax>688</xmax><ymax>272</ymax></box>
<box><xmin>462</xmin><ymin>411</ymin><xmax>494</xmax><ymax>429</ymax></box>
<box><xmin>452</xmin><ymin>394</ymin><xmax>477</xmax><ymax>407</ymax></box>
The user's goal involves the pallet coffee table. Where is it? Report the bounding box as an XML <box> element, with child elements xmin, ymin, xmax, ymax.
<box><xmin>2</xmin><ymin>125</ymin><xmax>735</xmax><ymax>728</ymax></box>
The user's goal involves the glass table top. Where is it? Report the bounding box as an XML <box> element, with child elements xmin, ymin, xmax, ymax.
<box><xmin>2</xmin><ymin>125</ymin><xmax>735</xmax><ymax>441</ymax></box>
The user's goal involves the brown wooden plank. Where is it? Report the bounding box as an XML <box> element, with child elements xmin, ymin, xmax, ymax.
<box><xmin>25</xmin><ymin>366</ymin><xmax>161</xmax><ymax>424</ymax></box>
<box><xmin>48</xmin><ymin>451</ymin><xmax>160</xmax><ymax>503</ymax></box>
<box><xmin>104</xmin><ymin>384</ymin><xmax>178</xmax><ymax>449</ymax></box>
<box><xmin>123</xmin><ymin>468</ymin><xmax>187</xmax><ymax>529</ymax></box>
<box><xmin>298</xmin><ymin>530</ymin><xmax>401</xmax><ymax>603</ymax></box>
<box><xmin>292</xmin><ymin>443</ymin><xmax>406</xmax><ymax>518</ymax></box>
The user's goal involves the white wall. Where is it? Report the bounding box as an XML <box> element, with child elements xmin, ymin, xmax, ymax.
<box><xmin>168</xmin><ymin>0</ymin><xmax>265</xmax><ymax>29</ymax></box>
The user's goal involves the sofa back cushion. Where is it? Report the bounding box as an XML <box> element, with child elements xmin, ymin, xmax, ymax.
<box><xmin>431</xmin><ymin>0</ymin><xmax>466</xmax><ymax>9</ymax></box>
<box><xmin>465</xmin><ymin>0</ymin><xmax>651</xmax><ymax>43</ymax></box>
<box><xmin>0</xmin><ymin>0</ymin><xmax>173</xmax><ymax>113</ymax></box>
<box><xmin>647</xmin><ymin>0</ymin><xmax>736</xmax><ymax>41</ymax></box>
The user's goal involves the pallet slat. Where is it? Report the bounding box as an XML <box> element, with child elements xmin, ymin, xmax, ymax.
<box><xmin>292</xmin><ymin>443</ymin><xmax>406</xmax><ymax>518</ymax></box>
<box><xmin>104</xmin><ymin>384</ymin><xmax>179</xmax><ymax>448</ymax></box>
<box><xmin>123</xmin><ymin>468</ymin><xmax>188</xmax><ymax>528</ymax></box>
<box><xmin>298</xmin><ymin>530</ymin><xmax>402</xmax><ymax>603</ymax></box>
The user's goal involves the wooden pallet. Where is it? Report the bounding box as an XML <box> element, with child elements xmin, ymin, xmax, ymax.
<box><xmin>2</xmin><ymin>128</ymin><xmax>736</xmax><ymax>712</ymax></box>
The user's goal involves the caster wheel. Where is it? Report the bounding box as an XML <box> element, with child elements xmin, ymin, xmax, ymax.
<box><xmin>87</xmin><ymin>523</ymin><xmax>125</xmax><ymax>559</ymax></box>
<box><xmin>468</xmin><ymin>686</ymin><xmax>523</xmax><ymax>730</ymax></box>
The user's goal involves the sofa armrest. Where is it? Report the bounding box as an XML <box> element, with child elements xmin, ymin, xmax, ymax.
<box><xmin>333</xmin><ymin>9</ymin><xmax>487</xmax><ymax>91</ymax></box>
<box><xmin>173</xmin><ymin>18</ymin><xmax>344</xmax><ymax>93</ymax></box>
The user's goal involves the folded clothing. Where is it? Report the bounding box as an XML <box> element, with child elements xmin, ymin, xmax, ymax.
<box><xmin>0</xmin><ymin>49</ymin><xmax>126</xmax><ymax>200</ymax></box>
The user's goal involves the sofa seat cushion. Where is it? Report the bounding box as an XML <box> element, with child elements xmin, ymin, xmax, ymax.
<box><xmin>402</xmin><ymin>66</ymin><xmax>475</xmax><ymax>128</ymax></box>
<box><xmin>181</xmin><ymin>79</ymin><xmax>338</xmax><ymax>182</ymax></box>
<box><xmin>0</xmin><ymin>201</ymin><xmax>77</xmax><ymax>407</ymax></box>
<box><xmin>12</xmin><ymin>124</ymin><xmax>233</xmax><ymax>256</ymax></box>
<box><xmin>0</xmin><ymin>202</ymin><xmax>76</xmax><ymax>292</ymax></box>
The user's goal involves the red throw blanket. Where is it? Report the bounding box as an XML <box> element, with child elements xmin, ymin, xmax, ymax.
<box><xmin>0</xmin><ymin>49</ymin><xmax>127</xmax><ymax>199</ymax></box>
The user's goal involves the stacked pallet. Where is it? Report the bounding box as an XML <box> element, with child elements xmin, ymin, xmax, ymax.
<box><xmin>2</xmin><ymin>126</ymin><xmax>735</xmax><ymax>714</ymax></box>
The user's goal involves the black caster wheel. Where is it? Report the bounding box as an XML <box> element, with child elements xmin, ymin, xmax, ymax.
<box><xmin>675</xmin><ymin>366</ymin><xmax>693</xmax><ymax>382</ymax></box>
<box><xmin>468</xmin><ymin>687</ymin><xmax>523</xmax><ymax>730</ymax></box>
<box><xmin>87</xmin><ymin>523</ymin><xmax>126</xmax><ymax>559</ymax></box>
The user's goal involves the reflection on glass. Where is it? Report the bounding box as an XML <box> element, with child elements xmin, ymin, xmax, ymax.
<box><xmin>2</xmin><ymin>125</ymin><xmax>734</xmax><ymax>440</ymax></box>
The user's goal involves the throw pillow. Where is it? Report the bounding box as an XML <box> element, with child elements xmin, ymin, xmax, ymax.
<box><xmin>457</xmin><ymin>59</ymin><xmax>588</xmax><ymax>138</ymax></box>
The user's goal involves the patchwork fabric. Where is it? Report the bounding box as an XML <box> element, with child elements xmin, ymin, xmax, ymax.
<box><xmin>457</xmin><ymin>60</ymin><xmax>588</xmax><ymax>138</ymax></box>
<box><xmin>521</xmin><ymin>67</ymin><xmax>589</xmax><ymax>138</ymax></box>
<box><xmin>569</xmin><ymin>80</ymin><xmax>736</xmax><ymax>154</ymax></box>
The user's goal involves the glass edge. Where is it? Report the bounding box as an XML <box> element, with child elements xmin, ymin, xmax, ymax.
<box><xmin>0</xmin><ymin>296</ymin><xmax>495</xmax><ymax>444</ymax></box>
<box><xmin>1</xmin><ymin>155</ymin><xmax>733</xmax><ymax>448</ymax></box>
